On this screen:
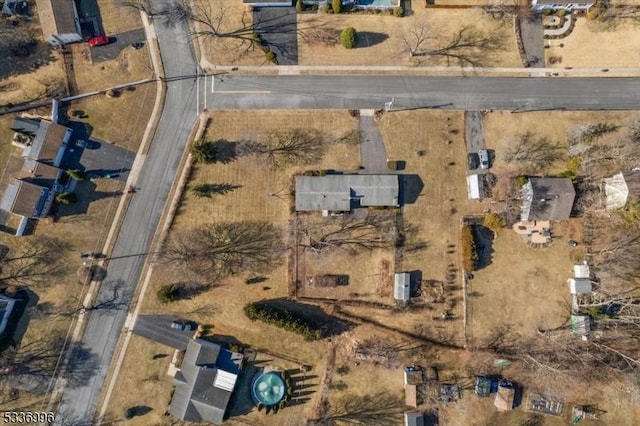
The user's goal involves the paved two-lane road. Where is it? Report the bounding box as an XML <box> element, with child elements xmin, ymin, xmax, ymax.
<box><xmin>208</xmin><ymin>75</ymin><xmax>640</xmax><ymax>111</ymax></box>
<box><xmin>54</xmin><ymin>2</ymin><xmax>201</xmax><ymax>422</ymax></box>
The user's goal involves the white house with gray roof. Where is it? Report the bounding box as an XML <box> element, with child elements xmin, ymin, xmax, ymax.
<box><xmin>169</xmin><ymin>339</ymin><xmax>243</xmax><ymax>424</ymax></box>
<box><xmin>295</xmin><ymin>174</ymin><xmax>399</xmax><ymax>212</ymax></box>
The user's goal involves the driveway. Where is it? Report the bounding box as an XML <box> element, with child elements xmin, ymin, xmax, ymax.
<box><xmin>465</xmin><ymin>111</ymin><xmax>485</xmax><ymax>154</ymax></box>
<box><xmin>90</xmin><ymin>28</ymin><xmax>146</xmax><ymax>63</ymax></box>
<box><xmin>253</xmin><ymin>7</ymin><xmax>298</xmax><ymax>65</ymax></box>
<box><xmin>133</xmin><ymin>315</ymin><xmax>193</xmax><ymax>350</ymax></box>
<box><xmin>60</xmin><ymin>125</ymin><xmax>136</xmax><ymax>182</ymax></box>
<box><xmin>519</xmin><ymin>15</ymin><xmax>544</xmax><ymax>68</ymax></box>
<box><xmin>359</xmin><ymin>111</ymin><xmax>387</xmax><ymax>172</ymax></box>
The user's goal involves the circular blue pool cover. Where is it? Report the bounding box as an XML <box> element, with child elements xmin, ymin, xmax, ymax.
<box><xmin>252</xmin><ymin>372</ymin><xmax>286</xmax><ymax>406</ymax></box>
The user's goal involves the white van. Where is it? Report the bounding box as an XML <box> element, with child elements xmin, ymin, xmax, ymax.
<box><xmin>478</xmin><ymin>149</ymin><xmax>490</xmax><ymax>169</ymax></box>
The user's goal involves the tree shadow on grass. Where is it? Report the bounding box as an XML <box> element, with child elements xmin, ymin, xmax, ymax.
<box><xmin>357</xmin><ymin>32</ymin><xmax>389</xmax><ymax>48</ymax></box>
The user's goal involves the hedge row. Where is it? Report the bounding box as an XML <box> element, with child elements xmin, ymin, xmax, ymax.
<box><xmin>244</xmin><ymin>302</ymin><xmax>324</xmax><ymax>340</ymax></box>
<box><xmin>460</xmin><ymin>225</ymin><xmax>477</xmax><ymax>272</ymax></box>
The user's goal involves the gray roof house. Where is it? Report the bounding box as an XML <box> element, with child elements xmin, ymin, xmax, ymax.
<box><xmin>394</xmin><ymin>272</ymin><xmax>410</xmax><ymax>301</ymax></box>
<box><xmin>169</xmin><ymin>339</ymin><xmax>243</xmax><ymax>425</ymax></box>
<box><xmin>36</xmin><ymin>0</ymin><xmax>82</xmax><ymax>46</ymax></box>
<box><xmin>520</xmin><ymin>178</ymin><xmax>575</xmax><ymax>221</ymax></box>
<box><xmin>0</xmin><ymin>179</ymin><xmax>53</xmax><ymax>219</ymax></box>
<box><xmin>295</xmin><ymin>174</ymin><xmax>399</xmax><ymax>212</ymax></box>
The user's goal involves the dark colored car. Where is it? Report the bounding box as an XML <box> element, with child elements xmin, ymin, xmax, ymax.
<box><xmin>467</xmin><ymin>153</ymin><xmax>480</xmax><ymax>170</ymax></box>
<box><xmin>170</xmin><ymin>320</ymin><xmax>194</xmax><ymax>331</ymax></box>
<box><xmin>88</xmin><ymin>35</ymin><xmax>109</xmax><ymax>47</ymax></box>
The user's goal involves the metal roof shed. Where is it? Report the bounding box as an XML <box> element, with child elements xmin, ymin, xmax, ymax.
<box><xmin>394</xmin><ymin>273</ymin><xmax>411</xmax><ymax>301</ymax></box>
<box><xmin>568</xmin><ymin>278</ymin><xmax>592</xmax><ymax>295</ymax></box>
<box><xmin>494</xmin><ymin>381</ymin><xmax>515</xmax><ymax>411</ymax></box>
<box><xmin>573</xmin><ymin>262</ymin><xmax>590</xmax><ymax>279</ymax></box>
<box><xmin>404</xmin><ymin>411</ymin><xmax>424</xmax><ymax>426</ymax></box>
<box><xmin>571</xmin><ymin>315</ymin><xmax>591</xmax><ymax>336</ymax></box>
<box><xmin>466</xmin><ymin>174</ymin><xmax>483</xmax><ymax>200</ymax></box>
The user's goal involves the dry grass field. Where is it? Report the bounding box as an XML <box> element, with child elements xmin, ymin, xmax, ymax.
<box><xmin>70</xmin><ymin>43</ymin><xmax>153</xmax><ymax>93</ymax></box>
<box><xmin>297</xmin><ymin>9</ymin><xmax>520</xmax><ymax>67</ymax></box>
<box><xmin>100</xmin><ymin>0</ymin><xmax>147</xmax><ymax>35</ymax></box>
<box><xmin>67</xmin><ymin>83</ymin><xmax>156</xmax><ymax>151</ymax></box>
<box><xmin>0</xmin><ymin>57</ymin><xmax>66</xmax><ymax>107</ymax></box>
<box><xmin>546</xmin><ymin>18</ymin><xmax>640</xmax><ymax>68</ymax></box>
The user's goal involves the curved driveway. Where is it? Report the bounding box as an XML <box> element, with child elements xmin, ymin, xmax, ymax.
<box><xmin>55</xmin><ymin>1</ymin><xmax>200</xmax><ymax>422</ymax></box>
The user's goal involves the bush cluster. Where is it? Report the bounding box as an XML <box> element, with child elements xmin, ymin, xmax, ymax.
<box><xmin>244</xmin><ymin>302</ymin><xmax>324</xmax><ymax>340</ymax></box>
<box><xmin>460</xmin><ymin>225</ymin><xmax>478</xmax><ymax>272</ymax></box>
<box><xmin>483</xmin><ymin>213</ymin><xmax>506</xmax><ymax>232</ymax></box>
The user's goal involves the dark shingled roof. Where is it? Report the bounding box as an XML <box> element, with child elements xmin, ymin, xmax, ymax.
<box><xmin>169</xmin><ymin>339</ymin><xmax>243</xmax><ymax>425</ymax></box>
<box><xmin>521</xmin><ymin>178</ymin><xmax>575</xmax><ymax>221</ymax></box>
<box><xmin>23</xmin><ymin>120</ymin><xmax>70</xmax><ymax>166</ymax></box>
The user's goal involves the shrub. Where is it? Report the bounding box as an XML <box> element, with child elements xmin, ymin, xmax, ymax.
<box><xmin>566</xmin><ymin>157</ymin><xmax>582</xmax><ymax>173</ymax></box>
<box><xmin>332</xmin><ymin>0</ymin><xmax>342</xmax><ymax>13</ymax></box>
<box><xmin>340</xmin><ymin>27</ymin><xmax>357</xmax><ymax>49</ymax></box>
<box><xmin>190</xmin><ymin>139</ymin><xmax>217</xmax><ymax>163</ymax></box>
<box><xmin>556</xmin><ymin>170</ymin><xmax>576</xmax><ymax>181</ymax></box>
<box><xmin>244</xmin><ymin>302</ymin><xmax>324</xmax><ymax>340</ymax></box>
<box><xmin>56</xmin><ymin>192</ymin><xmax>77</xmax><ymax>205</ymax></box>
<box><xmin>616</xmin><ymin>201</ymin><xmax>640</xmax><ymax>226</ymax></box>
<box><xmin>265</xmin><ymin>50</ymin><xmax>277</xmax><ymax>64</ymax></box>
<box><xmin>484</xmin><ymin>213</ymin><xmax>506</xmax><ymax>232</ymax></box>
<box><xmin>66</xmin><ymin>169</ymin><xmax>85</xmax><ymax>181</ymax></box>
<box><xmin>322</xmin><ymin>3</ymin><xmax>331</xmax><ymax>12</ymax></box>
<box><xmin>460</xmin><ymin>225</ymin><xmax>477</xmax><ymax>272</ymax></box>
<box><xmin>296</xmin><ymin>0</ymin><xmax>303</xmax><ymax>11</ymax></box>
<box><xmin>542</xmin><ymin>8</ymin><xmax>552</xmax><ymax>15</ymax></box>
<box><xmin>393</xmin><ymin>6</ymin><xmax>404</xmax><ymax>17</ymax></box>
<box><xmin>557</xmin><ymin>9</ymin><xmax>566</xmax><ymax>17</ymax></box>
<box><xmin>514</xmin><ymin>175</ymin><xmax>528</xmax><ymax>187</ymax></box>
<box><xmin>157</xmin><ymin>284</ymin><xmax>179</xmax><ymax>303</ymax></box>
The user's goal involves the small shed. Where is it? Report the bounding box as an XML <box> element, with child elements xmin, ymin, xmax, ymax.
<box><xmin>568</xmin><ymin>278</ymin><xmax>592</xmax><ymax>295</ymax></box>
<box><xmin>571</xmin><ymin>314</ymin><xmax>591</xmax><ymax>336</ymax></box>
<box><xmin>527</xmin><ymin>392</ymin><xmax>564</xmax><ymax>416</ymax></box>
<box><xmin>394</xmin><ymin>273</ymin><xmax>411</xmax><ymax>301</ymax></box>
<box><xmin>405</xmin><ymin>384</ymin><xmax>418</xmax><ymax>408</ymax></box>
<box><xmin>466</xmin><ymin>174</ymin><xmax>483</xmax><ymax>200</ymax></box>
<box><xmin>573</xmin><ymin>262</ymin><xmax>590</xmax><ymax>279</ymax></box>
<box><xmin>494</xmin><ymin>381</ymin><xmax>515</xmax><ymax>411</ymax></box>
<box><xmin>404</xmin><ymin>411</ymin><xmax>424</xmax><ymax>426</ymax></box>
<box><xmin>475</xmin><ymin>376</ymin><xmax>492</xmax><ymax>397</ymax></box>
<box><xmin>440</xmin><ymin>384</ymin><xmax>459</xmax><ymax>403</ymax></box>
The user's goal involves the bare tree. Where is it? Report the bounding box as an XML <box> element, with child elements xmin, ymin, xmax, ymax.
<box><xmin>504</xmin><ymin>132</ymin><xmax>564</xmax><ymax>172</ymax></box>
<box><xmin>593</xmin><ymin>225</ymin><xmax>640</xmax><ymax>293</ymax></box>
<box><xmin>482</xmin><ymin>0</ymin><xmax>535</xmax><ymax>21</ymax></box>
<box><xmin>238</xmin><ymin>129</ymin><xmax>326</xmax><ymax>167</ymax></box>
<box><xmin>301</xmin><ymin>26</ymin><xmax>340</xmax><ymax>46</ymax></box>
<box><xmin>401</xmin><ymin>24</ymin><xmax>503</xmax><ymax>68</ymax></box>
<box><xmin>0</xmin><ymin>236</ymin><xmax>70</xmax><ymax>287</ymax></box>
<box><xmin>117</xmin><ymin>0</ymin><xmax>154</xmax><ymax>17</ymax></box>
<box><xmin>300</xmin><ymin>215</ymin><xmax>396</xmax><ymax>254</ymax></box>
<box><xmin>354</xmin><ymin>339</ymin><xmax>399</xmax><ymax>367</ymax></box>
<box><xmin>159</xmin><ymin>221</ymin><xmax>285</xmax><ymax>278</ymax></box>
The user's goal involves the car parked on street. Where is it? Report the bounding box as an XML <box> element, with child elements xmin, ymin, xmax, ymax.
<box><xmin>88</xmin><ymin>35</ymin><xmax>109</xmax><ymax>47</ymax></box>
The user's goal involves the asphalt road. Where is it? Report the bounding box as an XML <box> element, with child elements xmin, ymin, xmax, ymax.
<box><xmin>208</xmin><ymin>76</ymin><xmax>640</xmax><ymax>111</ymax></box>
<box><xmin>54</xmin><ymin>1</ymin><xmax>200</xmax><ymax>422</ymax></box>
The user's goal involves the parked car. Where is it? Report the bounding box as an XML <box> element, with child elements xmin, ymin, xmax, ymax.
<box><xmin>467</xmin><ymin>153</ymin><xmax>480</xmax><ymax>170</ymax></box>
<box><xmin>170</xmin><ymin>320</ymin><xmax>194</xmax><ymax>331</ymax></box>
<box><xmin>88</xmin><ymin>35</ymin><xmax>109</xmax><ymax>47</ymax></box>
<box><xmin>478</xmin><ymin>149</ymin><xmax>490</xmax><ymax>169</ymax></box>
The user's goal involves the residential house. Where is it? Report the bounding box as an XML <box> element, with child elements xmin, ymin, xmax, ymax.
<box><xmin>242</xmin><ymin>0</ymin><xmax>294</xmax><ymax>6</ymax></box>
<box><xmin>0</xmin><ymin>120</ymin><xmax>72</xmax><ymax>236</ymax></box>
<box><xmin>404</xmin><ymin>411</ymin><xmax>425</xmax><ymax>426</ymax></box>
<box><xmin>36</xmin><ymin>0</ymin><xmax>82</xmax><ymax>46</ymax></box>
<box><xmin>394</xmin><ymin>272</ymin><xmax>411</xmax><ymax>302</ymax></box>
<box><xmin>520</xmin><ymin>178</ymin><xmax>575</xmax><ymax>222</ymax></box>
<box><xmin>295</xmin><ymin>174</ymin><xmax>399</xmax><ymax>212</ymax></box>
<box><xmin>604</xmin><ymin>171</ymin><xmax>640</xmax><ymax>210</ymax></box>
<box><xmin>169</xmin><ymin>339</ymin><xmax>243</xmax><ymax>424</ymax></box>
<box><xmin>531</xmin><ymin>0</ymin><xmax>596</xmax><ymax>11</ymax></box>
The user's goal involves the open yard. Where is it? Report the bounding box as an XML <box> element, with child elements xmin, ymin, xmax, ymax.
<box><xmin>546</xmin><ymin>18</ymin><xmax>640</xmax><ymax>68</ymax></box>
<box><xmin>198</xmin><ymin>2</ymin><xmax>520</xmax><ymax>67</ymax></box>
